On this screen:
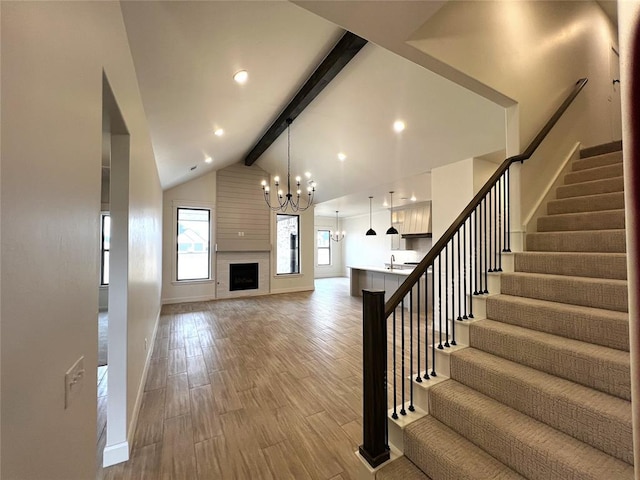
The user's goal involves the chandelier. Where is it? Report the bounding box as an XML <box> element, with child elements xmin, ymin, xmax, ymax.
<box><xmin>330</xmin><ymin>210</ymin><xmax>345</xmax><ymax>242</ymax></box>
<box><xmin>261</xmin><ymin>118</ymin><xmax>315</xmax><ymax>212</ymax></box>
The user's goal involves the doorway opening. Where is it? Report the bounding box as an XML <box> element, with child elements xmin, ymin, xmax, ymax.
<box><xmin>98</xmin><ymin>73</ymin><xmax>131</xmax><ymax>470</ymax></box>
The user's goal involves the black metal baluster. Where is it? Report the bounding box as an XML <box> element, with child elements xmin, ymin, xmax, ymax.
<box><xmin>506</xmin><ymin>168</ymin><xmax>511</xmax><ymax>252</ymax></box>
<box><xmin>491</xmin><ymin>186</ymin><xmax>500</xmax><ymax>272</ymax></box>
<box><xmin>431</xmin><ymin>258</ymin><xmax>437</xmax><ymax>377</ymax></box>
<box><xmin>497</xmin><ymin>178</ymin><xmax>503</xmax><ymax>271</ymax></box>
<box><xmin>457</xmin><ymin>230</ymin><xmax>462</xmax><ymax>321</ymax></box>
<box><xmin>416</xmin><ymin>279</ymin><xmax>422</xmax><ymax>383</ymax></box>
<box><xmin>438</xmin><ymin>254</ymin><xmax>443</xmax><ymax>350</ymax></box>
<box><xmin>468</xmin><ymin>217</ymin><xmax>475</xmax><ymax>319</ymax></box>
<box><xmin>451</xmin><ymin>235</ymin><xmax>457</xmax><ymax>346</ymax></box>
<box><xmin>463</xmin><ymin>220</ymin><xmax>468</xmax><ymax>319</ymax></box>
<box><xmin>444</xmin><ymin>246</ymin><xmax>450</xmax><ymax>348</ymax></box>
<box><xmin>400</xmin><ymin>301</ymin><xmax>406</xmax><ymax>416</ymax></box>
<box><xmin>488</xmin><ymin>185</ymin><xmax>493</xmax><ymax>272</ymax></box>
<box><xmin>409</xmin><ymin>290</ymin><xmax>415</xmax><ymax>412</ymax></box>
<box><xmin>392</xmin><ymin>308</ymin><xmax>398</xmax><ymax>420</ymax></box>
<box><xmin>474</xmin><ymin>207</ymin><xmax>479</xmax><ymax>295</ymax></box>
<box><xmin>483</xmin><ymin>198</ymin><xmax>489</xmax><ymax>294</ymax></box>
<box><xmin>478</xmin><ymin>204</ymin><xmax>484</xmax><ymax>294</ymax></box>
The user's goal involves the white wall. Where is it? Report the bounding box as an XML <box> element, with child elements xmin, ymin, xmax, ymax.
<box><xmin>409</xmin><ymin>1</ymin><xmax>619</xmax><ymax>232</ymax></box>
<box><xmin>162</xmin><ymin>170</ymin><xmax>217</xmax><ymax>304</ymax></box>
<box><xmin>410</xmin><ymin>1</ymin><xmax>618</xmax><ymax>148</ymax></box>
<box><xmin>1</xmin><ymin>2</ymin><xmax>163</xmax><ymax>478</ymax></box>
<box><xmin>432</xmin><ymin>158</ymin><xmax>475</xmax><ymax>242</ymax></box>
<box><xmin>314</xmin><ymin>215</ymin><xmax>345</xmax><ymax>278</ymax></box>
<box><xmin>618</xmin><ymin>0</ymin><xmax>640</xmax><ymax>472</ymax></box>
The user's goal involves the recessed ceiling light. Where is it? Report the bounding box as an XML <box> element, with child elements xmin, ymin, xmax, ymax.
<box><xmin>411</xmin><ymin>195</ymin><xmax>417</xmax><ymax>201</ymax></box>
<box><xmin>304</xmin><ymin>172</ymin><xmax>311</xmax><ymax>178</ymax></box>
<box><xmin>205</xmin><ymin>156</ymin><xmax>213</xmax><ymax>164</ymax></box>
<box><xmin>393</xmin><ymin>120</ymin><xmax>406</xmax><ymax>133</ymax></box>
<box><xmin>383</xmin><ymin>200</ymin><xmax>388</xmax><ymax>207</ymax></box>
<box><xmin>337</xmin><ymin>152</ymin><xmax>347</xmax><ymax>161</ymax></box>
<box><xmin>233</xmin><ymin>70</ymin><xmax>248</xmax><ymax>84</ymax></box>
<box><xmin>214</xmin><ymin>128</ymin><xmax>224</xmax><ymax>137</ymax></box>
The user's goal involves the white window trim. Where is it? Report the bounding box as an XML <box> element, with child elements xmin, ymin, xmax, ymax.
<box><xmin>171</xmin><ymin>201</ymin><xmax>215</xmax><ymax>285</ymax></box>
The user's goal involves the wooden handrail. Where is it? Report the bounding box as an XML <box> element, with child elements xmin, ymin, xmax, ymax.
<box><xmin>384</xmin><ymin>78</ymin><xmax>588</xmax><ymax>318</ymax></box>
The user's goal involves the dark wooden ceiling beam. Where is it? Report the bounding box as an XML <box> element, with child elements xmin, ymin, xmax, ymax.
<box><xmin>244</xmin><ymin>31</ymin><xmax>367</xmax><ymax>166</ymax></box>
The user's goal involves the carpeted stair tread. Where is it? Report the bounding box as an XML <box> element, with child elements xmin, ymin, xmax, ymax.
<box><xmin>404</xmin><ymin>415</ymin><xmax>525</xmax><ymax>480</ymax></box>
<box><xmin>537</xmin><ymin>209</ymin><xmax>625</xmax><ymax>232</ymax></box>
<box><xmin>556</xmin><ymin>176</ymin><xmax>624</xmax><ymax>199</ymax></box>
<box><xmin>377</xmin><ymin>456</ymin><xmax>431</xmax><ymax>480</ymax></box>
<box><xmin>469</xmin><ymin>319</ymin><xmax>631</xmax><ymax>400</ymax></box>
<box><xmin>450</xmin><ymin>348</ymin><xmax>633</xmax><ymax>464</ymax></box>
<box><xmin>564</xmin><ymin>163</ymin><xmax>623</xmax><ymax>184</ymax></box>
<box><xmin>500</xmin><ymin>272</ymin><xmax>628</xmax><ymax>312</ymax></box>
<box><xmin>513</xmin><ymin>251</ymin><xmax>627</xmax><ymax>280</ymax></box>
<box><xmin>547</xmin><ymin>191</ymin><xmax>625</xmax><ymax>215</ymax></box>
<box><xmin>573</xmin><ymin>151</ymin><xmax>622</xmax><ymax>171</ymax></box>
<box><xmin>486</xmin><ymin>294</ymin><xmax>629</xmax><ymax>351</ymax></box>
<box><xmin>428</xmin><ymin>380</ymin><xmax>634</xmax><ymax>480</ymax></box>
<box><xmin>526</xmin><ymin>229</ymin><xmax>626</xmax><ymax>252</ymax></box>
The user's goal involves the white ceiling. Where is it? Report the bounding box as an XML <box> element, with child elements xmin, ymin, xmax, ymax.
<box><xmin>121</xmin><ymin>1</ymin><xmax>506</xmax><ymax>219</ymax></box>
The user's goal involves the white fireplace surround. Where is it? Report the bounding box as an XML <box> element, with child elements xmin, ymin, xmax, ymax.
<box><xmin>216</xmin><ymin>251</ymin><xmax>270</xmax><ymax>299</ymax></box>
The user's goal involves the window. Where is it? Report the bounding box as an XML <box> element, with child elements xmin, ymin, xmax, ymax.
<box><xmin>100</xmin><ymin>213</ymin><xmax>110</xmax><ymax>285</ymax></box>
<box><xmin>177</xmin><ymin>207</ymin><xmax>211</xmax><ymax>281</ymax></box>
<box><xmin>317</xmin><ymin>229</ymin><xmax>331</xmax><ymax>266</ymax></box>
<box><xmin>276</xmin><ymin>214</ymin><xmax>299</xmax><ymax>275</ymax></box>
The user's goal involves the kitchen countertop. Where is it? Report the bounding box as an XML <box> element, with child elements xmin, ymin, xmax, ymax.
<box><xmin>348</xmin><ymin>265</ymin><xmax>414</xmax><ymax>276</ymax></box>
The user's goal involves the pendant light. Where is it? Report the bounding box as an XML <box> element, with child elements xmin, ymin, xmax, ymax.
<box><xmin>386</xmin><ymin>191</ymin><xmax>399</xmax><ymax>235</ymax></box>
<box><xmin>330</xmin><ymin>211</ymin><xmax>346</xmax><ymax>242</ymax></box>
<box><xmin>366</xmin><ymin>196</ymin><xmax>377</xmax><ymax>236</ymax></box>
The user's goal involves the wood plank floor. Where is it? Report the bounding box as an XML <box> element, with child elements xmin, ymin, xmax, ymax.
<box><xmin>98</xmin><ymin>277</ymin><xmax>369</xmax><ymax>480</ymax></box>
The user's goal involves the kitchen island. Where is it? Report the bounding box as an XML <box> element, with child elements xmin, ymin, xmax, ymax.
<box><xmin>348</xmin><ymin>265</ymin><xmax>432</xmax><ymax>309</ymax></box>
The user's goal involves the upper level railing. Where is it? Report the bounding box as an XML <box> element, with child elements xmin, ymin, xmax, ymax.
<box><xmin>359</xmin><ymin>78</ymin><xmax>588</xmax><ymax>468</ymax></box>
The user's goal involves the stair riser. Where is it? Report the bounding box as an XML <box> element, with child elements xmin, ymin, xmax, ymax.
<box><xmin>537</xmin><ymin>210</ymin><xmax>625</xmax><ymax>232</ymax></box>
<box><xmin>450</xmin><ymin>352</ymin><xmax>633</xmax><ymax>464</ymax></box>
<box><xmin>564</xmin><ymin>164</ymin><xmax>623</xmax><ymax>184</ymax></box>
<box><xmin>469</xmin><ymin>323</ymin><xmax>631</xmax><ymax>400</ymax></box>
<box><xmin>547</xmin><ymin>192</ymin><xmax>625</xmax><ymax>215</ymax></box>
<box><xmin>485</xmin><ymin>296</ymin><xmax>630</xmax><ymax>351</ymax></box>
<box><xmin>514</xmin><ymin>253</ymin><xmax>627</xmax><ymax>280</ymax></box>
<box><xmin>572</xmin><ymin>153</ymin><xmax>622</xmax><ymax>171</ymax></box>
<box><xmin>526</xmin><ymin>230</ymin><xmax>626</xmax><ymax>253</ymax></box>
<box><xmin>501</xmin><ymin>274</ymin><xmax>628</xmax><ymax>312</ymax></box>
<box><xmin>556</xmin><ymin>177</ymin><xmax>624</xmax><ymax>199</ymax></box>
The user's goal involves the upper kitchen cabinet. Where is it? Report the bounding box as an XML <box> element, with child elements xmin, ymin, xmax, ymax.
<box><xmin>390</xmin><ymin>202</ymin><xmax>432</xmax><ymax>250</ymax></box>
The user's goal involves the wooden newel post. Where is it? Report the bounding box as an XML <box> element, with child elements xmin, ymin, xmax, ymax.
<box><xmin>359</xmin><ymin>290</ymin><xmax>390</xmax><ymax>468</ymax></box>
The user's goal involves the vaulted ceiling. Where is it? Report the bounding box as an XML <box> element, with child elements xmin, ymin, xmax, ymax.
<box><xmin>121</xmin><ymin>1</ymin><xmax>506</xmax><ymax>218</ymax></box>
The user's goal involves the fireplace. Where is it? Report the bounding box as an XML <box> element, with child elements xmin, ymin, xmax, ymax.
<box><xmin>229</xmin><ymin>263</ymin><xmax>259</xmax><ymax>291</ymax></box>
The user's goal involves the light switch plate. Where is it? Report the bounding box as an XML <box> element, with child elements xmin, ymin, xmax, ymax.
<box><xmin>65</xmin><ymin>356</ymin><xmax>85</xmax><ymax>409</ymax></box>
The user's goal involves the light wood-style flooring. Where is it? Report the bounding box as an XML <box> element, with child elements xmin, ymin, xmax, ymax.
<box><xmin>98</xmin><ymin>277</ymin><xmax>368</xmax><ymax>480</ymax></box>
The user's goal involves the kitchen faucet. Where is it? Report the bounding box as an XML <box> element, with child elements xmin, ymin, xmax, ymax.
<box><xmin>390</xmin><ymin>254</ymin><xmax>395</xmax><ymax>269</ymax></box>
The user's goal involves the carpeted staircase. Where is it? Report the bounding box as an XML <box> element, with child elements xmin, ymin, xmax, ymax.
<box><xmin>378</xmin><ymin>146</ymin><xmax>633</xmax><ymax>479</ymax></box>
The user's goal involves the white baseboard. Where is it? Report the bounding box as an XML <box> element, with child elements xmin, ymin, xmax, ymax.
<box><xmin>103</xmin><ymin>441</ymin><xmax>129</xmax><ymax>468</ymax></box>
<box><xmin>270</xmin><ymin>285</ymin><xmax>315</xmax><ymax>295</ymax></box>
<box><xmin>162</xmin><ymin>294</ymin><xmax>216</xmax><ymax>305</ymax></box>
<box><xmin>126</xmin><ymin>308</ymin><xmax>161</xmax><ymax>454</ymax></box>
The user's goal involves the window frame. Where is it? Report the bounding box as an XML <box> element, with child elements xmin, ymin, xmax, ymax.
<box><xmin>316</xmin><ymin>229</ymin><xmax>331</xmax><ymax>266</ymax></box>
<box><xmin>276</xmin><ymin>213</ymin><xmax>300</xmax><ymax>275</ymax></box>
<box><xmin>175</xmin><ymin>206</ymin><xmax>212</xmax><ymax>283</ymax></box>
<box><xmin>100</xmin><ymin>212</ymin><xmax>110</xmax><ymax>286</ymax></box>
